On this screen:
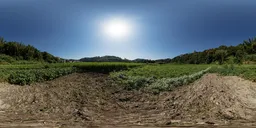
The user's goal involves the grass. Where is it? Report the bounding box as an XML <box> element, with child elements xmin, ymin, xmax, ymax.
<box><xmin>210</xmin><ymin>64</ymin><xmax>256</xmax><ymax>81</ymax></box>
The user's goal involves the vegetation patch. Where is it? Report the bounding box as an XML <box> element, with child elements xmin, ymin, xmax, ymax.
<box><xmin>74</xmin><ymin>62</ymin><xmax>142</xmax><ymax>73</ymax></box>
<box><xmin>111</xmin><ymin>64</ymin><xmax>209</xmax><ymax>78</ymax></box>
<box><xmin>0</xmin><ymin>62</ymin><xmax>142</xmax><ymax>85</ymax></box>
<box><xmin>8</xmin><ymin>67</ymin><xmax>76</xmax><ymax>85</ymax></box>
<box><xmin>168</xmin><ymin>38</ymin><xmax>256</xmax><ymax>65</ymax></box>
<box><xmin>210</xmin><ymin>64</ymin><xmax>256</xmax><ymax>81</ymax></box>
<box><xmin>111</xmin><ymin>64</ymin><xmax>211</xmax><ymax>92</ymax></box>
<box><xmin>148</xmin><ymin>67</ymin><xmax>210</xmax><ymax>93</ymax></box>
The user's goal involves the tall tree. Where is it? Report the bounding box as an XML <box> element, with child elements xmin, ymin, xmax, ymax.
<box><xmin>214</xmin><ymin>50</ymin><xmax>227</xmax><ymax>65</ymax></box>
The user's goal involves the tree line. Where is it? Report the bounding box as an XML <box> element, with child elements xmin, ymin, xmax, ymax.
<box><xmin>80</xmin><ymin>56</ymin><xmax>128</xmax><ymax>62</ymax></box>
<box><xmin>165</xmin><ymin>37</ymin><xmax>256</xmax><ymax>64</ymax></box>
<box><xmin>2</xmin><ymin>36</ymin><xmax>255</xmax><ymax>64</ymax></box>
<box><xmin>0</xmin><ymin>37</ymin><xmax>62</xmax><ymax>63</ymax></box>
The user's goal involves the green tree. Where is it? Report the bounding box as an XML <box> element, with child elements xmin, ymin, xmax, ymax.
<box><xmin>235</xmin><ymin>50</ymin><xmax>245</xmax><ymax>64</ymax></box>
<box><xmin>0</xmin><ymin>37</ymin><xmax>5</xmax><ymax>54</ymax></box>
<box><xmin>215</xmin><ymin>50</ymin><xmax>227</xmax><ymax>65</ymax></box>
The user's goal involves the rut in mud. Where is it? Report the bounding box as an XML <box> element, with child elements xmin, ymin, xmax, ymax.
<box><xmin>0</xmin><ymin>73</ymin><xmax>256</xmax><ymax>127</ymax></box>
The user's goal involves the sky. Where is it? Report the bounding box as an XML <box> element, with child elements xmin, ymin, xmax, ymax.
<box><xmin>1</xmin><ymin>0</ymin><xmax>256</xmax><ymax>60</ymax></box>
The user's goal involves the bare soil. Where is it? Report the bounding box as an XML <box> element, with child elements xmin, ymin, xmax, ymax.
<box><xmin>0</xmin><ymin>73</ymin><xmax>256</xmax><ymax>127</ymax></box>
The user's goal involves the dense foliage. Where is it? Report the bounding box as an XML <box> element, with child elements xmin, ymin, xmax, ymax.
<box><xmin>0</xmin><ymin>37</ymin><xmax>62</xmax><ymax>63</ymax></box>
<box><xmin>80</xmin><ymin>56</ymin><xmax>156</xmax><ymax>63</ymax></box>
<box><xmin>161</xmin><ymin>38</ymin><xmax>256</xmax><ymax>64</ymax></box>
<box><xmin>133</xmin><ymin>58</ymin><xmax>155</xmax><ymax>63</ymax></box>
<box><xmin>80</xmin><ymin>56</ymin><xmax>129</xmax><ymax>62</ymax></box>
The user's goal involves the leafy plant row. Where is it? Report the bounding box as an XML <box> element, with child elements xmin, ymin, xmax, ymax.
<box><xmin>0</xmin><ymin>62</ymin><xmax>143</xmax><ymax>69</ymax></box>
<box><xmin>8</xmin><ymin>67</ymin><xmax>76</xmax><ymax>85</ymax></box>
<box><xmin>111</xmin><ymin>66</ymin><xmax>211</xmax><ymax>93</ymax></box>
<box><xmin>5</xmin><ymin>62</ymin><xmax>142</xmax><ymax>85</ymax></box>
<box><xmin>148</xmin><ymin>67</ymin><xmax>211</xmax><ymax>93</ymax></box>
<box><xmin>74</xmin><ymin>63</ymin><xmax>142</xmax><ymax>73</ymax></box>
<box><xmin>111</xmin><ymin>64</ymin><xmax>209</xmax><ymax>79</ymax></box>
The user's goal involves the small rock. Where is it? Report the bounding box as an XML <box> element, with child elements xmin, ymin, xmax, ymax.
<box><xmin>205</xmin><ymin>121</ymin><xmax>215</xmax><ymax>125</ymax></box>
<box><xmin>171</xmin><ymin>120</ymin><xmax>181</xmax><ymax>123</ymax></box>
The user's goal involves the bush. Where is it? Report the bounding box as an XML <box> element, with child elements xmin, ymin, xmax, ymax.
<box><xmin>0</xmin><ymin>54</ymin><xmax>15</xmax><ymax>64</ymax></box>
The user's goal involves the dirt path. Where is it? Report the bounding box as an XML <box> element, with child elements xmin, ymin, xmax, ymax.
<box><xmin>0</xmin><ymin>73</ymin><xmax>256</xmax><ymax>127</ymax></box>
<box><xmin>0</xmin><ymin>83</ymin><xmax>58</xmax><ymax>127</ymax></box>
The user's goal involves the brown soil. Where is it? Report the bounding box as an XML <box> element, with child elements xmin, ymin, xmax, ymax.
<box><xmin>0</xmin><ymin>73</ymin><xmax>256</xmax><ymax>127</ymax></box>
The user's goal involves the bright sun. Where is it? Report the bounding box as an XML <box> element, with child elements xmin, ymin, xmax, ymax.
<box><xmin>102</xmin><ymin>18</ymin><xmax>132</xmax><ymax>39</ymax></box>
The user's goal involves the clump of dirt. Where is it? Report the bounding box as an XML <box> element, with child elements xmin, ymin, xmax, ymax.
<box><xmin>160</xmin><ymin>73</ymin><xmax>256</xmax><ymax>125</ymax></box>
<box><xmin>1</xmin><ymin>73</ymin><xmax>123</xmax><ymax>127</ymax></box>
<box><xmin>105</xmin><ymin>73</ymin><xmax>256</xmax><ymax>126</ymax></box>
<box><xmin>1</xmin><ymin>73</ymin><xmax>256</xmax><ymax>127</ymax></box>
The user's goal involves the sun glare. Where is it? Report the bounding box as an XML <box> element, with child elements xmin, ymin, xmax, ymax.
<box><xmin>102</xmin><ymin>18</ymin><xmax>132</xmax><ymax>40</ymax></box>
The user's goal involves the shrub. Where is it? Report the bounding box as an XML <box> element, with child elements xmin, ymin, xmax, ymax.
<box><xmin>0</xmin><ymin>54</ymin><xmax>15</xmax><ymax>64</ymax></box>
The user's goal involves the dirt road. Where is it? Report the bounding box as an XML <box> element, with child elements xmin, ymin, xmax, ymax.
<box><xmin>0</xmin><ymin>73</ymin><xmax>255</xmax><ymax>127</ymax></box>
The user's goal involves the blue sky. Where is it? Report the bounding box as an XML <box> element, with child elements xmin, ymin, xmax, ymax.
<box><xmin>1</xmin><ymin>0</ymin><xmax>256</xmax><ymax>59</ymax></box>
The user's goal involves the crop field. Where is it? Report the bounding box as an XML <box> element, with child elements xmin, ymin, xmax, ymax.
<box><xmin>1</xmin><ymin>62</ymin><xmax>255</xmax><ymax>90</ymax></box>
<box><xmin>1</xmin><ymin>62</ymin><xmax>256</xmax><ymax>127</ymax></box>
<box><xmin>0</xmin><ymin>62</ymin><xmax>142</xmax><ymax>69</ymax></box>
<box><xmin>111</xmin><ymin>64</ymin><xmax>210</xmax><ymax>78</ymax></box>
<box><xmin>0</xmin><ymin>63</ymin><xmax>212</xmax><ymax>88</ymax></box>
<box><xmin>0</xmin><ymin>62</ymin><xmax>143</xmax><ymax>85</ymax></box>
<box><xmin>110</xmin><ymin>64</ymin><xmax>211</xmax><ymax>92</ymax></box>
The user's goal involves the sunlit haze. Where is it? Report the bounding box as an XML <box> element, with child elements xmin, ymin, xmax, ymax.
<box><xmin>102</xmin><ymin>18</ymin><xmax>132</xmax><ymax>40</ymax></box>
